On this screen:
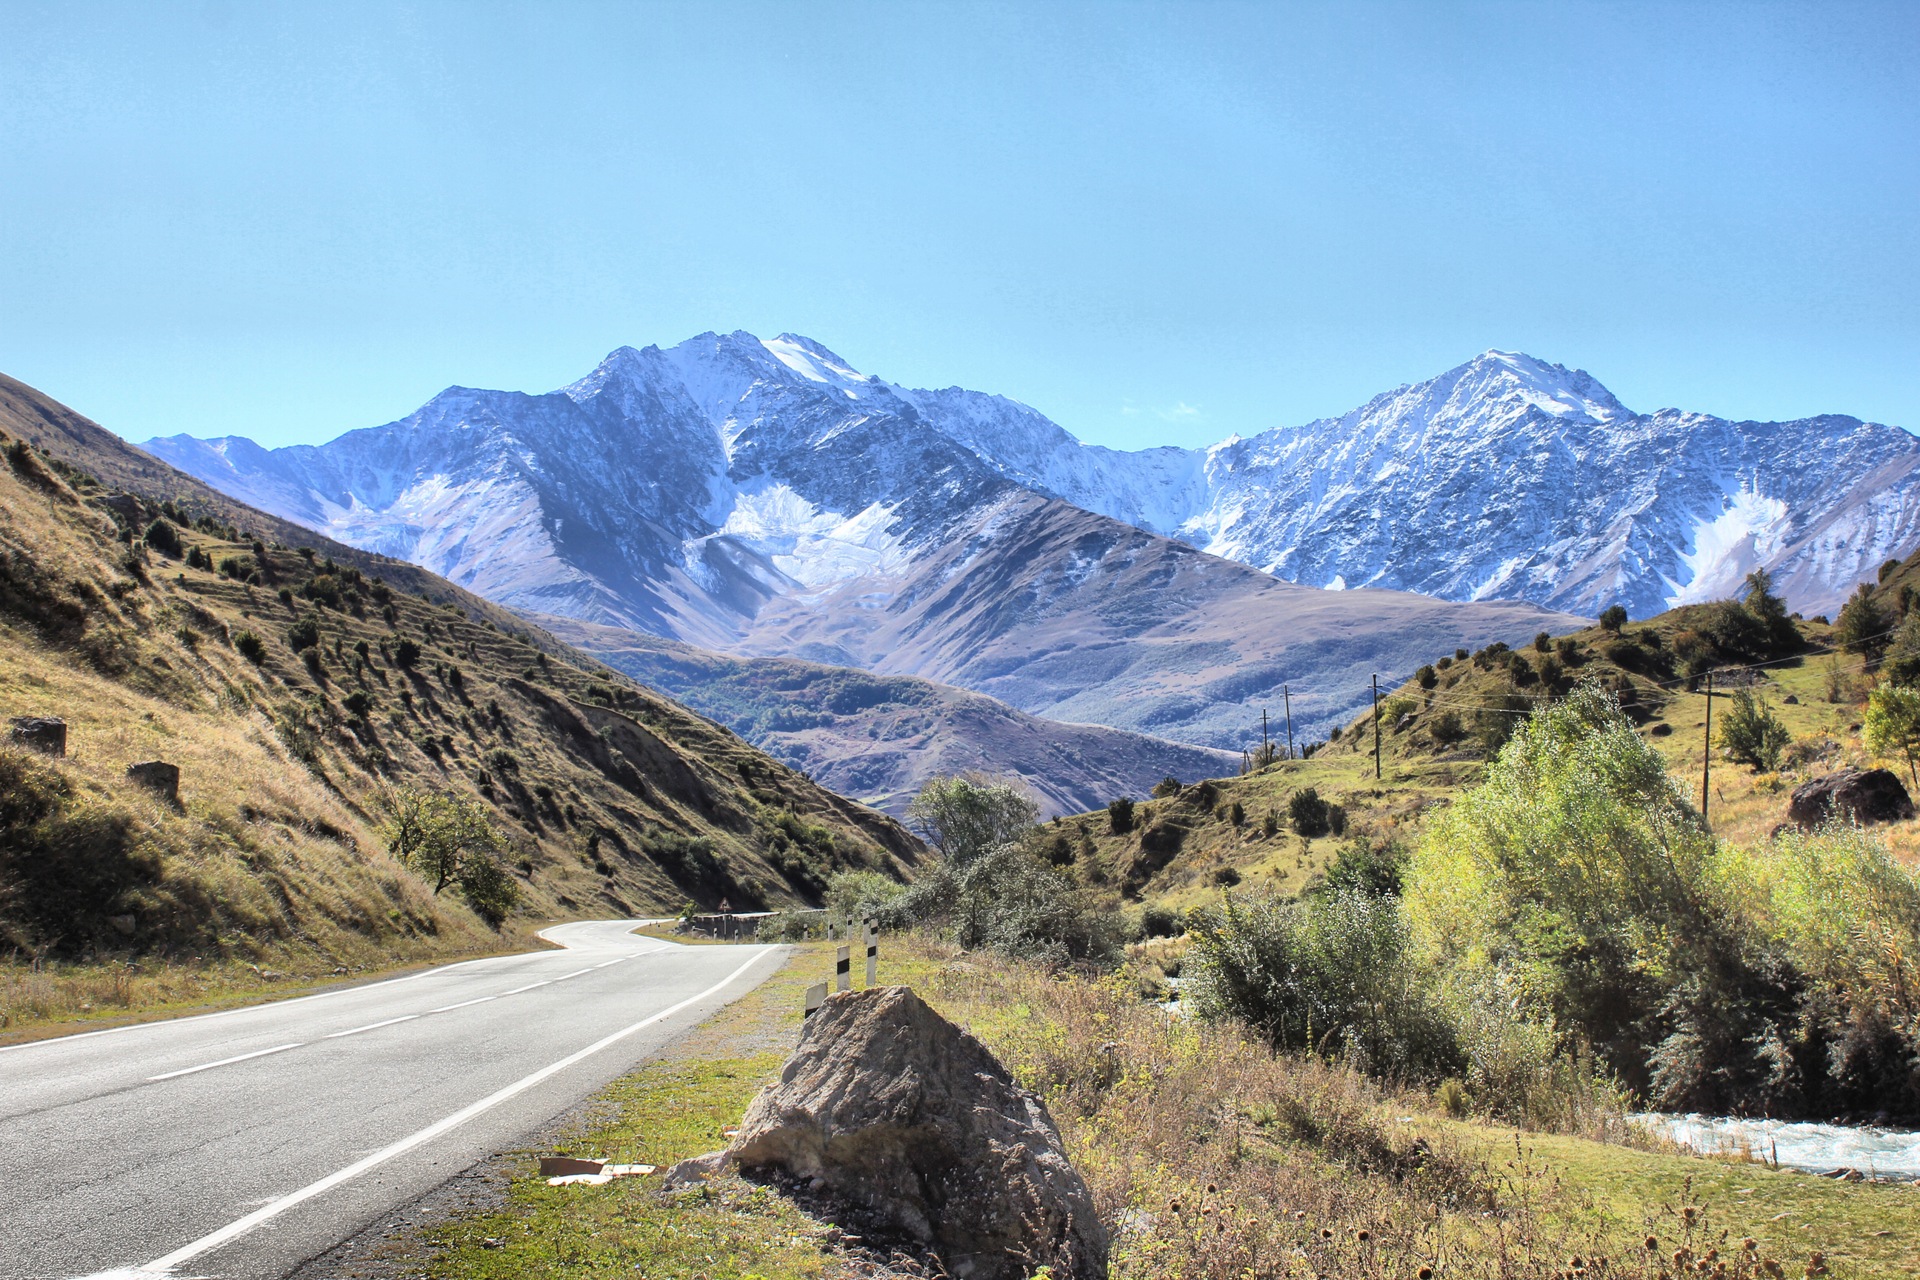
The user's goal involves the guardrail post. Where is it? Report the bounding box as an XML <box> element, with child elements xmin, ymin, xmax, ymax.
<box><xmin>835</xmin><ymin>945</ymin><xmax>851</xmax><ymax>992</ymax></box>
<box><xmin>864</xmin><ymin>918</ymin><xmax>878</xmax><ymax>986</ymax></box>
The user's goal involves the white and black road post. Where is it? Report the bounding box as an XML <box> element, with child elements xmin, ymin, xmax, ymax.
<box><xmin>864</xmin><ymin>918</ymin><xmax>878</xmax><ymax>986</ymax></box>
<box><xmin>835</xmin><ymin>944</ymin><xmax>852</xmax><ymax>993</ymax></box>
<box><xmin>804</xmin><ymin>980</ymin><xmax>828</xmax><ymax>1019</ymax></box>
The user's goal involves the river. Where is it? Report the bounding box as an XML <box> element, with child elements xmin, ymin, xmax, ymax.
<box><xmin>1637</xmin><ymin>1113</ymin><xmax>1920</xmax><ymax>1178</ymax></box>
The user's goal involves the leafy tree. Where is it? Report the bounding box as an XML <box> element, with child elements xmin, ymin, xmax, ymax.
<box><xmin>1288</xmin><ymin>787</ymin><xmax>1331</xmax><ymax>837</ymax></box>
<box><xmin>1106</xmin><ymin>796</ymin><xmax>1135</xmax><ymax>835</ymax></box>
<box><xmin>1864</xmin><ymin>685</ymin><xmax>1920</xmax><ymax>788</ymax></box>
<box><xmin>286</xmin><ymin>614</ymin><xmax>321</xmax><ymax>652</ymax></box>
<box><xmin>1879</xmin><ymin>611</ymin><xmax>1920</xmax><ymax>688</ymax></box>
<box><xmin>1533</xmin><ymin>632</ymin><xmax>1553</xmax><ymax>653</ymax></box>
<box><xmin>1741</xmin><ymin>567</ymin><xmax>1800</xmax><ymax>655</ymax></box>
<box><xmin>1835</xmin><ymin>584</ymin><xmax>1892</xmax><ymax>665</ymax></box>
<box><xmin>1598</xmin><ymin>605</ymin><xmax>1628</xmax><ymax>634</ymax></box>
<box><xmin>143</xmin><ymin>518</ymin><xmax>181</xmax><ymax>557</ymax></box>
<box><xmin>824</xmin><ymin>869</ymin><xmax>907</xmax><ymax>922</ymax></box>
<box><xmin>384</xmin><ymin>788</ymin><xmax>516</xmax><ymax>925</ymax></box>
<box><xmin>1416</xmin><ymin>664</ymin><xmax>1438</xmax><ymax>689</ymax></box>
<box><xmin>1716</xmin><ymin>688</ymin><xmax>1790</xmax><ymax>770</ymax></box>
<box><xmin>906</xmin><ymin>774</ymin><xmax>1038</xmax><ymax>867</ymax></box>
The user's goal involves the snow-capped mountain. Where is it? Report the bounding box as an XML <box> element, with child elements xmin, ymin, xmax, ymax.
<box><xmin>143</xmin><ymin>331</ymin><xmax>1587</xmax><ymax>749</ymax></box>
<box><xmin>902</xmin><ymin>349</ymin><xmax>1920</xmax><ymax>619</ymax></box>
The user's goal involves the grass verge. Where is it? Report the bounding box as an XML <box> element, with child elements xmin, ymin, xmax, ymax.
<box><xmin>407</xmin><ymin>936</ymin><xmax>1919</xmax><ymax>1280</ymax></box>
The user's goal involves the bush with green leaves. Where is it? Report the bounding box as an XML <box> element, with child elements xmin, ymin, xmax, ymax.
<box><xmin>1287</xmin><ymin>787</ymin><xmax>1331</xmax><ymax>837</ymax></box>
<box><xmin>823</xmin><ymin>869</ymin><xmax>907</xmax><ymax>922</ymax></box>
<box><xmin>1599</xmin><ymin>605</ymin><xmax>1628</xmax><ymax>633</ymax></box>
<box><xmin>1864</xmin><ymin>684</ymin><xmax>1920</xmax><ymax>787</ymax></box>
<box><xmin>1716</xmin><ymin>688</ymin><xmax>1791</xmax><ymax>770</ymax></box>
<box><xmin>383</xmin><ymin>787</ymin><xmax>519</xmax><ymax>926</ymax></box>
<box><xmin>143</xmin><ymin>518</ymin><xmax>181</xmax><ymax>558</ymax></box>
<box><xmin>878</xmin><ymin>843</ymin><xmax>1122</xmax><ymax>969</ymax></box>
<box><xmin>232</xmin><ymin>629</ymin><xmax>265</xmax><ymax>663</ymax></box>
<box><xmin>1186</xmin><ymin>888</ymin><xmax>1458</xmax><ymax>1081</ymax></box>
<box><xmin>1879</xmin><ymin>611</ymin><xmax>1920</xmax><ymax>688</ymax></box>
<box><xmin>1834</xmin><ymin>583</ymin><xmax>1891</xmax><ymax>665</ymax></box>
<box><xmin>906</xmin><ymin>773</ymin><xmax>1038</xmax><ymax>868</ymax></box>
<box><xmin>1106</xmin><ymin>795</ymin><xmax>1135</xmax><ymax>835</ymax></box>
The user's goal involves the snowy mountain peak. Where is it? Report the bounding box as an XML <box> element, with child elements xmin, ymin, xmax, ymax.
<box><xmin>1450</xmin><ymin>349</ymin><xmax>1631</xmax><ymax>423</ymax></box>
<box><xmin>761</xmin><ymin>333</ymin><xmax>874</xmax><ymax>395</ymax></box>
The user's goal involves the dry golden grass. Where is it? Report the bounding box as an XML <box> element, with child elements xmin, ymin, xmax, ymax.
<box><xmin>0</xmin><ymin>430</ymin><xmax>918</xmax><ymax>1036</ymax></box>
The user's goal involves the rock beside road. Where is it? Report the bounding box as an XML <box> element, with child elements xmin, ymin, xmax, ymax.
<box><xmin>1786</xmin><ymin>768</ymin><xmax>1914</xmax><ymax>830</ymax></box>
<box><xmin>669</xmin><ymin>984</ymin><xmax>1107</xmax><ymax>1280</ymax></box>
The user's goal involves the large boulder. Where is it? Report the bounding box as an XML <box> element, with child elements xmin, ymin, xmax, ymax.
<box><xmin>1786</xmin><ymin>768</ymin><xmax>1914</xmax><ymax>830</ymax></box>
<box><xmin>672</xmin><ymin>985</ymin><xmax>1107</xmax><ymax>1280</ymax></box>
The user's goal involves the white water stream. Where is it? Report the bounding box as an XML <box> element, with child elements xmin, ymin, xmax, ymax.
<box><xmin>1637</xmin><ymin>1114</ymin><xmax>1920</xmax><ymax>1178</ymax></box>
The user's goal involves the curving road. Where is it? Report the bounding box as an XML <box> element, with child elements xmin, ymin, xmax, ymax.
<box><xmin>0</xmin><ymin>923</ymin><xmax>783</xmax><ymax>1279</ymax></box>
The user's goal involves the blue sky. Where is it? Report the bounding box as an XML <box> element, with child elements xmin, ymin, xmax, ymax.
<box><xmin>0</xmin><ymin>1</ymin><xmax>1914</xmax><ymax>450</ymax></box>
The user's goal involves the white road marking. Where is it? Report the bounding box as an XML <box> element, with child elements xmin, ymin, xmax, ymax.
<box><xmin>553</xmin><ymin>968</ymin><xmax>594</xmax><ymax>981</ymax></box>
<box><xmin>133</xmin><ymin>947</ymin><xmax>775</xmax><ymax>1274</ymax></box>
<box><xmin>427</xmin><ymin>996</ymin><xmax>496</xmax><ymax>1014</ymax></box>
<box><xmin>501</xmin><ymin>981</ymin><xmax>551</xmax><ymax>995</ymax></box>
<box><xmin>147</xmin><ymin>1043</ymin><xmax>303</xmax><ymax>1081</ymax></box>
<box><xmin>594</xmin><ymin>958</ymin><xmax>628</xmax><ymax>968</ymax></box>
<box><xmin>323</xmin><ymin>1015</ymin><xmax>419</xmax><ymax>1040</ymax></box>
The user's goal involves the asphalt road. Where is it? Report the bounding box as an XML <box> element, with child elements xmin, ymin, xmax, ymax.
<box><xmin>0</xmin><ymin>923</ymin><xmax>783</xmax><ymax>1279</ymax></box>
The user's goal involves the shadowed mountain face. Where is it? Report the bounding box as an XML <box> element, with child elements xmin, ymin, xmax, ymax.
<box><xmin>139</xmin><ymin>332</ymin><xmax>1620</xmax><ymax>745</ymax></box>
<box><xmin>544</xmin><ymin>619</ymin><xmax>1241</xmax><ymax>818</ymax></box>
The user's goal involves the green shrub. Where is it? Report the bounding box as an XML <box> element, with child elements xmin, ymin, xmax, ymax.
<box><xmin>879</xmin><ymin>844</ymin><xmax>1122</xmax><ymax>969</ymax></box>
<box><xmin>907</xmin><ymin>774</ymin><xmax>1037</xmax><ymax>867</ymax></box>
<box><xmin>233</xmin><ymin>629</ymin><xmax>266</xmax><ymax>663</ymax></box>
<box><xmin>1598</xmin><ymin>604</ymin><xmax>1627</xmax><ymax>633</ymax></box>
<box><xmin>393</xmin><ymin>639</ymin><xmax>422</xmax><ymax>668</ymax></box>
<box><xmin>824</xmin><ymin>869</ymin><xmax>906</xmax><ymax>921</ymax></box>
<box><xmin>1187</xmin><ymin>889</ymin><xmax>1459</xmax><ymax>1080</ymax></box>
<box><xmin>1834</xmin><ymin>584</ymin><xmax>1890</xmax><ymax>664</ymax></box>
<box><xmin>143</xmin><ymin>518</ymin><xmax>181</xmax><ymax>558</ymax></box>
<box><xmin>1716</xmin><ymin>688</ymin><xmax>1790</xmax><ymax>770</ymax></box>
<box><xmin>286</xmin><ymin>614</ymin><xmax>321</xmax><ymax>652</ymax></box>
<box><xmin>1288</xmin><ymin>787</ymin><xmax>1331</xmax><ymax>837</ymax></box>
<box><xmin>1106</xmin><ymin>796</ymin><xmax>1135</xmax><ymax>835</ymax></box>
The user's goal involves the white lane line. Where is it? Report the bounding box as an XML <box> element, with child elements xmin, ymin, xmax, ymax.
<box><xmin>427</xmin><ymin>996</ymin><xmax>496</xmax><ymax>1014</ymax></box>
<box><xmin>139</xmin><ymin>947</ymin><xmax>775</xmax><ymax>1274</ymax></box>
<box><xmin>147</xmin><ymin>1043</ymin><xmax>303</xmax><ymax>1082</ymax></box>
<box><xmin>323</xmin><ymin>1015</ymin><xmax>419</xmax><ymax>1040</ymax></box>
<box><xmin>501</xmin><ymin>980</ymin><xmax>551</xmax><ymax>996</ymax></box>
<box><xmin>553</xmin><ymin>968</ymin><xmax>593</xmax><ymax>981</ymax></box>
<box><xmin>594</xmin><ymin>958</ymin><xmax>629</xmax><ymax>968</ymax></box>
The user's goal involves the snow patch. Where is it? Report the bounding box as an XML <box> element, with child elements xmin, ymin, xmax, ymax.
<box><xmin>712</xmin><ymin>482</ymin><xmax>908</xmax><ymax>587</ymax></box>
<box><xmin>1669</xmin><ymin>488</ymin><xmax>1792</xmax><ymax>607</ymax></box>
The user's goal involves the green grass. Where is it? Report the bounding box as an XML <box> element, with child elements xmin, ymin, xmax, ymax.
<box><xmin>402</xmin><ymin>936</ymin><xmax>1920</xmax><ymax>1279</ymax></box>
<box><xmin>418</xmin><ymin>941</ymin><xmax>850</xmax><ymax>1279</ymax></box>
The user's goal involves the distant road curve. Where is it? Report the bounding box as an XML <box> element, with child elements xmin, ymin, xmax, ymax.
<box><xmin>0</xmin><ymin>921</ymin><xmax>783</xmax><ymax>1280</ymax></box>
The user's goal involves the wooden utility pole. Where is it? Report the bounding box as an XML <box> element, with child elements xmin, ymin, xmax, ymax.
<box><xmin>1283</xmin><ymin>685</ymin><xmax>1295</xmax><ymax>761</ymax></box>
<box><xmin>1371</xmin><ymin>674</ymin><xmax>1382</xmax><ymax>780</ymax></box>
<box><xmin>1261</xmin><ymin>707</ymin><xmax>1270</xmax><ymax>764</ymax></box>
<box><xmin>1701</xmin><ymin>668</ymin><xmax>1714</xmax><ymax>829</ymax></box>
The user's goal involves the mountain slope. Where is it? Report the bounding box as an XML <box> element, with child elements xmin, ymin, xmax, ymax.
<box><xmin>542</xmin><ymin>619</ymin><xmax>1240</xmax><ymax>818</ymax></box>
<box><xmin>900</xmin><ymin>351</ymin><xmax>1920</xmax><ymax>618</ymax></box>
<box><xmin>141</xmin><ymin>333</ymin><xmax>1584</xmax><ymax>747</ymax></box>
<box><xmin>0</xmin><ymin>373</ymin><xmax>920</xmax><ymax>966</ymax></box>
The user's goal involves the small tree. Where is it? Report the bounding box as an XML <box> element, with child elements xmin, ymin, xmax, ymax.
<box><xmin>1879</xmin><ymin>611</ymin><xmax>1920</xmax><ymax>688</ymax></box>
<box><xmin>1107</xmin><ymin>796</ymin><xmax>1135</xmax><ymax>835</ymax></box>
<box><xmin>1716</xmin><ymin>688</ymin><xmax>1790</xmax><ymax>771</ymax></box>
<box><xmin>1416</xmin><ymin>664</ymin><xmax>1438</xmax><ymax>690</ymax></box>
<box><xmin>1865</xmin><ymin>685</ymin><xmax>1920</xmax><ymax>788</ymax></box>
<box><xmin>1835</xmin><ymin>584</ymin><xmax>1891</xmax><ymax>666</ymax></box>
<box><xmin>144</xmin><ymin>518</ymin><xmax>182</xmax><ymax>558</ymax></box>
<box><xmin>1534</xmin><ymin>632</ymin><xmax>1553</xmax><ymax>653</ymax></box>
<box><xmin>1228</xmin><ymin>799</ymin><xmax>1246</xmax><ymax>826</ymax></box>
<box><xmin>1288</xmin><ymin>787</ymin><xmax>1331</xmax><ymax>837</ymax></box>
<box><xmin>1599</xmin><ymin>605</ymin><xmax>1628</xmax><ymax>634</ymax></box>
<box><xmin>1742</xmin><ymin>568</ymin><xmax>1800</xmax><ymax>655</ymax></box>
<box><xmin>385</xmin><ymin>787</ymin><xmax>517</xmax><ymax>924</ymax></box>
<box><xmin>907</xmin><ymin>774</ymin><xmax>1038</xmax><ymax>867</ymax></box>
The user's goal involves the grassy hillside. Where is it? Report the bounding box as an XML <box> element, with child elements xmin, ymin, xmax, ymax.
<box><xmin>1067</xmin><ymin>596</ymin><xmax>1905</xmax><ymax>911</ymax></box>
<box><xmin>0</xmin><ymin>396</ymin><xmax>919</xmax><ymax>1030</ymax></box>
<box><xmin>543</xmin><ymin>616</ymin><xmax>1239</xmax><ymax>818</ymax></box>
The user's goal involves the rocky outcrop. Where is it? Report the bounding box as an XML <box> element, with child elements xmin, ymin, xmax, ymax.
<box><xmin>670</xmin><ymin>985</ymin><xmax>1107</xmax><ymax>1280</ymax></box>
<box><xmin>10</xmin><ymin>716</ymin><xmax>66</xmax><ymax>756</ymax></box>
<box><xmin>1786</xmin><ymin>768</ymin><xmax>1914</xmax><ymax>829</ymax></box>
